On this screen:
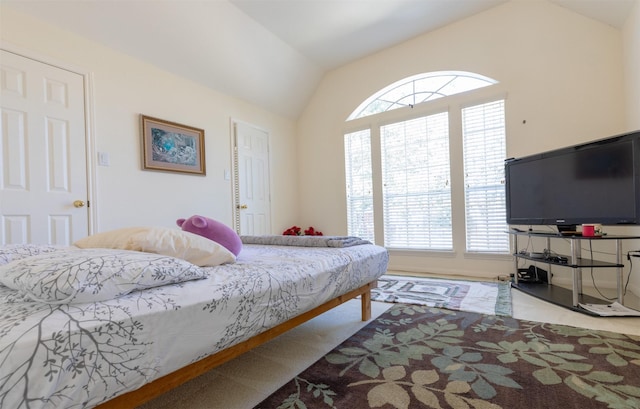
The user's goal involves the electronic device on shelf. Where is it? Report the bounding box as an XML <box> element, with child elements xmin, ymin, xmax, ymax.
<box><xmin>546</xmin><ymin>255</ymin><xmax>568</xmax><ymax>264</ymax></box>
<box><xmin>505</xmin><ymin>130</ymin><xmax>640</xmax><ymax>234</ymax></box>
<box><xmin>517</xmin><ymin>265</ymin><xmax>548</xmax><ymax>284</ymax></box>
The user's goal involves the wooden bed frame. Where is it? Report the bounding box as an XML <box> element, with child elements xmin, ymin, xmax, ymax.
<box><xmin>95</xmin><ymin>280</ymin><xmax>377</xmax><ymax>409</ymax></box>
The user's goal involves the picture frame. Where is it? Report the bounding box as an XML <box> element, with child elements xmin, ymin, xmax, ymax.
<box><xmin>141</xmin><ymin>115</ymin><xmax>206</xmax><ymax>175</ymax></box>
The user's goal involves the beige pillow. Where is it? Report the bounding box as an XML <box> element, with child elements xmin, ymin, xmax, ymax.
<box><xmin>74</xmin><ymin>227</ymin><xmax>235</xmax><ymax>266</ymax></box>
<box><xmin>74</xmin><ymin>227</ymin><xmax>149</xmax><ymax>250</ymax></box>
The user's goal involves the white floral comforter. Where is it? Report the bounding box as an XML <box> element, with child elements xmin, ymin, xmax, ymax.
<box><xmin>0</xmin><ymin>243</ymin><xmax>388</xmax><ymax>409</ymax></box>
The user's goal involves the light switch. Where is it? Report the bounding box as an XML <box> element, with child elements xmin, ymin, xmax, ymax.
<box><xmin>98</xmin><ymin>152</ymin><xmax>110</xmax><ymax>166</ymax></box>
<box><xmin>224</xmin><ymin>169</ymin><xmax>231</xmax><ymax>180</ymax></box>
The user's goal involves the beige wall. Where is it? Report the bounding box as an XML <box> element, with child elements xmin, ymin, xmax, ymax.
<box><xmin>1</xmin><ymin>6</ymin><xmax>300</xmax><ymax>233</ymax></box>
<box><xmin>297</xmin><ymin>0</ymin><xmax>639</xmax><ymax>287</ymax></box>
<box><xmin>624</xmin><ymin>0</ymin><xmax>640</xmax><ymax>131</ymax></box>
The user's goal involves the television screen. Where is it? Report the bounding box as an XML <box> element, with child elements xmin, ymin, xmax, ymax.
<box><xmin>505</xmin><ymin>130</ymin><xmax>640</xmax><ymax>229</ymax></box>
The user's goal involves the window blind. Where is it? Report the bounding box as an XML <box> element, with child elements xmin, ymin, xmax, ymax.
<box><xmin>344</xmin><ymin>129</ymin><xmax>375</xmax><ymax>243</ymax></box>
<box><xmin>462</xmin><ymin>100</ymin><xmax>509</xmax><ymax>253</ymax></box>
<box><xmin>380</xmin><ymin>112</ymin><xmax>452</xmax><ymax>250</ymax></box>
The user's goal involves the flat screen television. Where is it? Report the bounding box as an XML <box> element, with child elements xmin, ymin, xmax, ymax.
<box><xmin>505</xmin><ymin>130</ymin><xmax>640</xmax><ymax>232</ymax></box>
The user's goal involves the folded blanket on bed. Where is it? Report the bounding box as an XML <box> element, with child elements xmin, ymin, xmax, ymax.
<box><xmin>240</xmin><ymin>235</ymin><xmax>372</xmax><ymax>248</ymax></box>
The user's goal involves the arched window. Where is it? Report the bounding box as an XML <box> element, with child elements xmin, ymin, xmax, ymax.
<box><xmin>344</xmin><ymin>71</ymin><xmax>508</xmax><ymax>254</ymax></box>
<box><xmin>347</xmin><ymin>71</ymin><xmax>497</xmax><ymax>120</ymax></box>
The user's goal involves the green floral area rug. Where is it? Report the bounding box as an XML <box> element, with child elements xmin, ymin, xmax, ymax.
<box><xmin>255</xmin><ymin>303</ymin><xmax>640</xmax><ymax>409</ymax></box>
<box><xmin>372</xmin><ymin>275</ymin><xmax>513</xmax><ymax>317</ymax></box>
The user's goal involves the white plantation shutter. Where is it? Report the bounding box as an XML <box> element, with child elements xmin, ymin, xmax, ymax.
<box><xmin>381</xmin><ymin>112</ymin><xmax>452</xmax><ymax>250</ymax></box>
<box><xmin>344</xmin><ymin>129</ymin><xmax>375</xmax><ymax>243</ymax></box>
<box><xmin>462</xmin><ymin>100</ymin><xmax>509</xmax><ymax>253</ymax></box>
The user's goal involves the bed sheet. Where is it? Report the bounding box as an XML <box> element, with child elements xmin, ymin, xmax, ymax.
<box><xmin>0</xmin><ymin>243</ymin><xmax>388</xmax><ymax>409</ymax></box>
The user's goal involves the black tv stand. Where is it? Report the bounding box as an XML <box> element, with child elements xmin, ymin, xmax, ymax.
<box><xmin>508</xmin><ymin>230</ymin><xmax>640</xmax><ymax>316</ymax></box>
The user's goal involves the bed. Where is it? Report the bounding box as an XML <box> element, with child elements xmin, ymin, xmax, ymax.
<box><xmin>0</xmin><ymin>234</ymin><xmax>388</xmax><ymax>409</ymax></box>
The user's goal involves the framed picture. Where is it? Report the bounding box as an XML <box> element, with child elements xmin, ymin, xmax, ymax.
<box><xmin>141</xmin><ymin>115</ymin><xmax>206</xmax><ymax>175</ymax></box>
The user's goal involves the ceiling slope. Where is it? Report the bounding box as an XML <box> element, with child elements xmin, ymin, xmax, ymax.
<box><xmin>2</xmin><ymin>0</ymin><xmax>635</xmax><ymax>119</ymax></box>
<box><xmin>2</xmin><ymin>0</ymin><xmax>323</xmax><ymax>118</ymax></box>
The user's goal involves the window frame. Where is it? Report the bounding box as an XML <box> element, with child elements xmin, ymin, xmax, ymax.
<box><xmin>344</xmin><ymin>81</ymin><xmax>510</xmax><ymax>258</ymax></box>
<box><xmin>347</xmin><ymin>71</ymin><xmax>497</xmax><ymax>121</ymax></box>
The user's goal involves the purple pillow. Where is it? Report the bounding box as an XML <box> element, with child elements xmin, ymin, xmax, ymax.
<box><xmin>176</xmin><ymin>215</ymin><xmax>242</xmax><ymax>256</ymax></box>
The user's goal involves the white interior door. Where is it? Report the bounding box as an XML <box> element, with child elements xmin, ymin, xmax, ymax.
<box><xmin>233</xmin><ymin>121</ymin><xmax>271</xmax><ymax>235</ymax></box>
<box><xmin>1</xmin><ymin>50</ymin><xmax>89</xmax><ymax>245</ymax></box>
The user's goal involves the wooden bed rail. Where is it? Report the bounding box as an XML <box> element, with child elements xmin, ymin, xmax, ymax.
<box><xmin>95</xmin><ymin>280</ymin><xmax>377</xmax><ymax>409</ymax></box>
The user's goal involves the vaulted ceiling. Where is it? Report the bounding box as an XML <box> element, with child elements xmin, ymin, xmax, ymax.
<box><xmin>3</xmin><ymin>0</ymin><xmax>635</xmax><ymax>119</ymax></box>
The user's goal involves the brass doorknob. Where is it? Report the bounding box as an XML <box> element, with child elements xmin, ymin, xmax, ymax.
<box><xmin>236</xmin><ymin>204</ymin><xmax>248</xmax><ymax>209</ymax></box>
<box><xmin>73</xmin><ymin>200</ymin><xmax>85</xmax><ymax>208</ymax></box>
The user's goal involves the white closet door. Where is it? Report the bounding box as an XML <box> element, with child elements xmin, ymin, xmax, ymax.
<box><xmin>1</xmin><ymin>50</ymin><xmax>89</xmax><ymax>245</ymax></box>
<box><xmin>234</xmin><ymin>121</ymin><xmax>271</xmax><ymax>236</ymax></box>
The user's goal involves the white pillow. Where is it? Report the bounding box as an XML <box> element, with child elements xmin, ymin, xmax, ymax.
<box><xmin>74</xmin><ymin>227</ymin><xmax>235</xmax><ymax>266</ymax></box>
<box><xmin>0</xmin><ymin>244</ymin><xmax>64</xmax><ymax>266</ymax></box>
<box><xmin>0</xmin><ymin>248</ymin><xmax>208</xmax><ymax>304</ymax></box>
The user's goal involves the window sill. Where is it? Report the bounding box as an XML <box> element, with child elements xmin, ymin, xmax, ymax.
<box><xmin>464</xmin><ymin>252</ymin><xmax>512</xmax><ymax>261</ymax></box>
<box><xmin>387</xmin><ymin>248</ymin><xmax>457</xmax><ymax>258</ymax></box>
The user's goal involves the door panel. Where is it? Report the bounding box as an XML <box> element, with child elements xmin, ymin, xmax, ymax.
<box><xmin>1</xmin><ymin>50</ymin><xmax>89</xmax><ymax>245</ymax></box>
<box><xmin>234</xmin><ymin>121</ymin><xmax>271</xmax><ymax>235</ymax></box>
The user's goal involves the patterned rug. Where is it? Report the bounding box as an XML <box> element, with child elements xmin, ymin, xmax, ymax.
<box><xmin>254</xmin><ymin>303</ymin><xmax>640</xmax><ymax>409</ymax></box>
<box><xmin>372</xmin><ymin>274</ymin><xmax>512</xmax><ymax>316</ymax></box>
